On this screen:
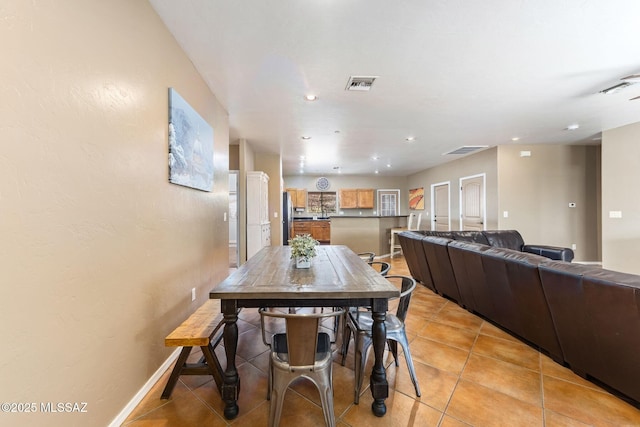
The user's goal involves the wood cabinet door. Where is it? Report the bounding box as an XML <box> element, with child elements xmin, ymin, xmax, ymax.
<box><xmin>311</xmin><ymin>222</ymin><xmax>330</xmax><ymax>242</ymax></box>
<box><xmin>357</xmin><ymin>189</ymin><xmax>374</xmax><ymax>208</ymax></box>
<box><xmin>339</xmin><ymin>189</ymin><xmax>358</xmax><ymax>208</ymax></box>
<box><xmin>294</xmin><ymin>189</ymin><xmax>306</xmax><ymax>208</ymax></box>
<box><xmin>286</xmin><ymin>188</ymin><xmax>307</xmax><ymax>208</ymax></box>
<box><xmin>293</xmin><ymin>221</ymin><xmax>311</xmax><ymax>237</ymax></box>
<box><xmin>319</xmin><ymin>223</ymin><xmax>330</xmax><ymax>242</ymax></box>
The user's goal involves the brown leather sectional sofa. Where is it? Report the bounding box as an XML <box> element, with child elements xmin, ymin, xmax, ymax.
<box><xmin>397</xmin><ymin>229</ymin><xmax>640</xmax><ymax>405</ymax></box>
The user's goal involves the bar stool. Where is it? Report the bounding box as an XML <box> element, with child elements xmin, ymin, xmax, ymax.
<box><xmin>390</xmin><ymin>213</ymin><xmax>421</xmax><ymax>258</ymax></box>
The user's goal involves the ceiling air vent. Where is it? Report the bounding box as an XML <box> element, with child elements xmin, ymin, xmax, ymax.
<box><xmin>444</xmin><ymin>146</ymin><xmax>489</xmax><ymax>156</ymax></box>
<box><xmin>345</xmin><ymin>76</ymin><xmax>377</xmax><ymax>91</ymax></box>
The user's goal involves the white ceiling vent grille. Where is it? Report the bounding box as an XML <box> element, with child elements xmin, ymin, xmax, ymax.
<box><xmin>443</xmin><ymin>145</ymin><xmax>489</xmax><ymax>155</ymax></box>
<box><xmin>345</xmin><ymin>76</ymin><xmax>378</xmax><ymax>91</ymax></box>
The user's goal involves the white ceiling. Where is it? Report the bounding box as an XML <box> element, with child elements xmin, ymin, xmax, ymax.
<box><xmin>150</xmin><ymin>0</ymin><xmax>640</xmax><ymax>176</ymax></box>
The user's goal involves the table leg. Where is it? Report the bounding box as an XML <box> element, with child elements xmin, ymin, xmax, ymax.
<box><xmin>221</xmin><ymin>300</ymin><xmax>240</xmax><ymax>419</ymax></box>
<box><xmin>370</xmin><ymin>302</ymin><xmax>388</xmax><ymax>417</ymax></box>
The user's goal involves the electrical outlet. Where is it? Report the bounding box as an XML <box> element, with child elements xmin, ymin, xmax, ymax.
<box><xmin>191</xmin><ymin>288</ymin><xmax>196</xmax><ymax>301</ymax></box>
<box><xmin>571</xmin><ymin>243</ymin><xmax>577</xmax><ymax>250</ymax></box>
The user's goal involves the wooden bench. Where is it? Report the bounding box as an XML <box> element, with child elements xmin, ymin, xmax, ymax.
<box><xmin>161</xmin><ymin>299</ymin><xmax>226</xmax><ymax>399</ymax></box>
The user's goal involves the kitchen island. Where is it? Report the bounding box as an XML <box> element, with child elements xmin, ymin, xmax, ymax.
<box><xmin>330</xmin><ymin>215</ymin><xmax>408</xmax><ymax>257</ymax></box>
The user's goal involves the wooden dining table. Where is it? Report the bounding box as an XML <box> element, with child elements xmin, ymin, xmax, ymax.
<box><xmin>209</xmin><ymin>245</ymin><xmax>400</xmax><ymax>420</ymax></box>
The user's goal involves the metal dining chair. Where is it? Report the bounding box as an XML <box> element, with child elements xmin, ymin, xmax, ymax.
<box><xmin>336</xmin><ymin>261</ymin><xmax>390</xmax><ymax>341</ymax></box>
<box><xmin>357</xmin><ymin>252</ymin><xmax>375</xmax><ymax>262</ymax></box>
<box><xmin>260</xmin><ymin>307</ymin><xmax>344</xmax><ymax>427</ymax></box>
<box><xmin>367</xmin><ymin>261</ymin><xmax>391</xmax><ymax>276</ymax></box>
<box><xmin>341</xmin><ymin>275</ymin><xmax>421</xmax><ymax>404</ymax></box>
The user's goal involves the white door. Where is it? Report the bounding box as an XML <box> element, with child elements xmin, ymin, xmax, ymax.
<box><xmin>460</xmin><ymin>174</ymin><xmax>485</xmax><ymax>231</ymax></box>
<box><xmin>432</xmin><ymin>182</ymin><xmax>450</xmax><ymax>231</ymax></box>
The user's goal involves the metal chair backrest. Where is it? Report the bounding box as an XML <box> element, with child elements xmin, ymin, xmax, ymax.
<box><xmin>386</xmin><ymin>275</ymin><xmax>417</xmax><ymax>322</ymax></box>
<box><xmin>357</xmin><ymin>252</ymin><xmax>375</xmax><ymax>263</ymax></box>
<box><xmin>368</xmin><ymin>261</ymin><xmax>391</xmax><ymax>276</ymax></box>
<box><xmin>260</xmin><ymin>308</ymin><xmax>343</xmax><ymax>368</ymax></box>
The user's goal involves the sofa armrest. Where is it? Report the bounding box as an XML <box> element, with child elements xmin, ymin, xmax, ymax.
<box><xmin>522</xmin><ymin>244</ymin><xmax>574</xmax><ymax>262</ymax></box>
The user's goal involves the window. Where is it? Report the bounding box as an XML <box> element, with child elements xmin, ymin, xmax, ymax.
<box><xmin>377</xmin><ymin>189</ymin><xmax>400</xmax><ymax>216</ymax></box>
<box><xmin>307</xmin><ymin>192</ymin><xmax>337</xmax><ymax>214</ymax></box>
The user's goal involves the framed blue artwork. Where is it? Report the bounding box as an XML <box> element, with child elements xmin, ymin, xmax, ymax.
<box><xmin>168</xmin><ymin>88</ymin><xmax>214</xmax><ymax>191</ymax></box>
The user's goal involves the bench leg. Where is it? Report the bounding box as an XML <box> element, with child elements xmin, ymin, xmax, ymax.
<box><xmin>161</xmin><ymin>346</ymin><xmax>193</xmax><ymax>399</ymax></box>
<box><xmin>201</xmin><ymin>343</ymin><xmax>224</xmax><ymax>394</ymax></box>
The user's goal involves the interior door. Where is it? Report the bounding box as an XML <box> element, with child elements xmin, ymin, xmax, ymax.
<box><xmin>432</xmin><ymin>182</ymin><xmax>450</xmax><ymax>231</ymax></box>
<box><xmin>460</xmin><ymin>174</ymin><xmax>485</xmax><ymax>231</ymax></box>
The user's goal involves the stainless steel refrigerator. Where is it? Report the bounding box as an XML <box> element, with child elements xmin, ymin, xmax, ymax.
<box><xmin>282</xmin><ymin>192</ymin><xmax>294</xmax><ymax>245</ymax></box>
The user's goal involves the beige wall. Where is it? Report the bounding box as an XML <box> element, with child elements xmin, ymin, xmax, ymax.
<box><xmin>602</xmin><ymin>122</ymin><xmax>640</xmax><ymax>274</ymax></box>
<box><xmin>406</xmin><ymin>145</ymin><xmax>600</xmax><ymax>262</ymax></box>
<box><xmin>407</xmin><ymin>147</ymin><xmax>499</xmax><ymax>230</ymax></box>
<box><xmin>229</xmin><ymin>144</ymin><xmax>240</xmax><ymax>170</ymax></box>
<box><xmin>0</xmin><ymin>1</ymin><xmax>229</xmax><ymax>426</ymax></box>
<box><xmin>497</xmin><ymin>145</ymin><xmax>600</xmax><ymax>261</ymax></box>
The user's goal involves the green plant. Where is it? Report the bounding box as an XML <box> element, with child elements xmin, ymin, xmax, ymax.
<box><xmin>289</xmin><ymin>234</ymin><xmax>319</xmax><ymax>261</ymax></box>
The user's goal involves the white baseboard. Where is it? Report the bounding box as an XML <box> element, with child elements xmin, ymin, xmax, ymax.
<box><xmin>108</xmin><ymin>347</ymin><xmax>181</xmax><ymax>427</ymax></box>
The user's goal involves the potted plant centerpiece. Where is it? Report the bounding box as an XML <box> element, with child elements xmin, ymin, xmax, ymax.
<box><xmin>289</xmin><ymin>234</ymin><xmax>319</xmax><ymax>268</ymax></box>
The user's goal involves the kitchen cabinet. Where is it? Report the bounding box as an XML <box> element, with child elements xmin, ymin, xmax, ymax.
<box><xmin>292</xmin><ymin>221</ymin><xmax>312</xmax><ymax>237</ymax></box>
<box><xmin>339</xmin><ymin>189</ymin><xmax>374</xmax><ymax>209</ymax></box>
<box><xmin>357</xmin><ymin>189</ymin><xmax>374</xmax><ymax>208</ymax></box>
<box><xmin>285</xmin><ymin>188</ymin><xmax>307</xmax><ymax>209</ymax></box>
<box><xmin>293</xmin><ymin>220</ymin><xmax>330</xmax><ymax>243</ymax></box>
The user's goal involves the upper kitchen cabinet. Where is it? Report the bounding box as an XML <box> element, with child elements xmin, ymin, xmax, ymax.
<box><xmin>339</xmin><ymin>189</ymin><xmax>374</xmax><ymax>209</ymax></box>
<box><xmin>285</xmin><ymin>188</ymin><xmax>307</xmax><ymax>209</ymax></box>
<box><xmin>357</xmin><ymin>189</ymin><xmax>374</xmax><ymax>208</ymax></box>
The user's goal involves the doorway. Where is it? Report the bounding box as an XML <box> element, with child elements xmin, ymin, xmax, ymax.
<box><xmin>431</xmin><ymin>182</ymin><xmax>450</xmax><ymax>231</ymax></box>
<box><xmin>460</xmin><ymin>173</ymin><xmax>486</xmax><ymax>231</ymax></box>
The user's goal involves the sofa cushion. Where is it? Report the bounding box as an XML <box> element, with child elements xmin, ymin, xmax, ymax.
<box><xmin>421</xmin><ymin>236</ymin><xmax>462</xmax><ymax>303</ymax></box>
<box><xmin>482</xmin><ymin>230</ymin><xmax>525</xmax><ymax>251</ymax></box>
<box><xmin>450</xmin><ymin>231</ymin><xmax>490</xmax><ymax>245</ymax></box>
<box><xmin>447</xmin><ymin>241</ymin><xmax>493</xmax><ymax>316</ymax></box>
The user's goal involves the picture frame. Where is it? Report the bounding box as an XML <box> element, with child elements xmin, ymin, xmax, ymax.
<box><xmin>168</xmin><ymin>88</ymin><xmax>214</xmax><ymax>191</ymax></box>
<box><xmin>409</xmin><ymin>187</ymin><xmax>425</xmax><ymax>210</ymax></box>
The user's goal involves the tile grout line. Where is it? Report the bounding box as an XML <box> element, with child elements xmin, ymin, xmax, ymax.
<box><xmin>436</xmin><ymin>317</ymin><xmax>484</xmax><ymax>426</ymax></box>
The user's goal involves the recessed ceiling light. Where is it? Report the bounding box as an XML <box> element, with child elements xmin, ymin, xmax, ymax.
<box><xmin>511</xmin><ymin>137</ymin><xmax>520</xmax><ymax>141</ymax></box>
<box><xmin>374</xmin><ymin>170</ymin><xmax>379</xmax><ymax>174</ymax></box>
<box><xmin>301</xmin><ymin>136</ymin><xmax>311</xmax><ymax>140</ymax></box>
<box><xmin>371</xmin><ymin>155</ymin><xmax>379</xmax><ymax>161</ymax></box>
<box><xmin>405</xmin><ymin>136</ymin><xmax>415</xmax><ymax>142</ymax></box>
<box><xmin>334</xmin><ymin>130</ymin><xmax>340</xmax><ymax>134</ymax></box>
<box><xmin>304</xmin><ymin>94</ymin><xmax>317</xmax><ymax>101</ymax></box>
<box><xmin>566</xmin><ymin>124</ymin><xmax>580</xmax><ymax>131</ymax></box>
<box><xmin>386</xmin><ymin>163</ymin><xmax>392</xmax><ymax>168</ymax></box>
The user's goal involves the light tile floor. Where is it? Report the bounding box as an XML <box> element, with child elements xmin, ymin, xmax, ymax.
<box><xmin>123</xmin><ymin>256</ymin><xmax>640</xmax><ymax>426</ymax></box>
